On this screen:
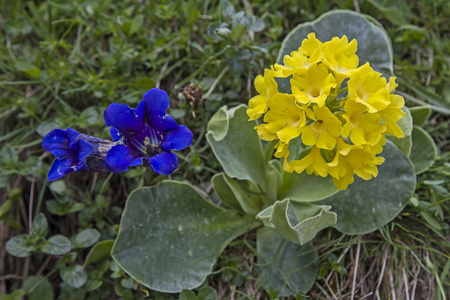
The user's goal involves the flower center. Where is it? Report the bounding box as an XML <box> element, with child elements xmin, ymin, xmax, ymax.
<box><xmin>127</xmin><ymin>123</ymin><xmax>163</xmax><ymax>157</ymax></box>
<box><xmin>310</xmin><ymin>87</ymin><xmax>321</xmax><ymax>98</ymax></box>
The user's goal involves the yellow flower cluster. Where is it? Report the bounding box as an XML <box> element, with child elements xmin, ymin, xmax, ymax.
<box><xmin>247</xmin><ymin>33</ymin><xmax>406</xmax><ymax>190</ymax></box>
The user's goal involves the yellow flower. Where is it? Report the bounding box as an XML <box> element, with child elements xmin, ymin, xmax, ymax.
<box><xmin>378</xmin><ymin>77</ymin><xmax>406</xmax><ymax>138</ymax></box>
<box><xmin>247</xmin><ymin>67</ymin><xmax>278</xmax><ymax>120</ymax></box>
<box><xmin>263</xmin><ymin>93</ymin><xmax>307</xmax><ymax>144</ymax></box>
<box><xmin>291</xmin><ymin>63</ymin><xmax>337</xmax><ymax>107</ymax></box>
<box><xmin>254</xmin><ymin>124</ymin><xmax>277</xmax><ymax>141</ymax></box>
<box><xmin>341</xmin><ymin>100</ymin><xmax>387</xmax><ymax>146</ymax></box>
<box><xmin>299</xmin><ymin>105</ymin><xmax>342</xmax><ymax>150</ymax></box>
<box><xmin>287</xmin><ymin>146</ymin><xmax>329</xmax><ymax>177</ymax></box>
<box><xmin>322</xmin><ymin>35</ymin><xmax>359</xmax><ymax>86</ymax></box>
<box><xmin>328</xmin><ymin>139</ymin><xmax>385</xmax><ymax>190</ymax></box>
<box><xmin>274</xmin><ymin>33</ymin><xmax>323</xmax><ymax>78</ymax></box>
<box><xmin>247</xmin><ymin>34</ymin><xmax>406</xmax><ymax>191</ymax></box>
<box><xmin>347</xmin><ymin>63</ymin><xmax>390</xmax><ymax>113</ymax></box>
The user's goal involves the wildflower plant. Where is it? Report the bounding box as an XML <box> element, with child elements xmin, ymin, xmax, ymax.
<box><xmin>41</xmin><ymin>88</ymin><xmax>193</xmax><ymax>180</ymax></box>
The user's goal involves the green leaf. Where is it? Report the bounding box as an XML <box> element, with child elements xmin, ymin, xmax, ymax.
<box><xmin>279</xmin><ymin>172</ymin><xmax>338</xmax><ymax>202</ymax></box>
<box><xmin>111</xmin><ymin>181</ymin><xmax>257</xmax><ymax>293</ymax></box>
<box><xmin>207</xmin><ymin>105</ymin><xmax>266</xmax><ymax>188</ymax></box>
<box><xmin>129</xmin><ymin>14</ymin><xmax>144</xmax><ymax>36</ymax></box>
<box><xmin>0</xmin><ymin>289</ymin><xmax>26</xmax><ymax>300</ymax></box>
<box><xmin>221</xmin><ymin>0</ymin><xmax>235</xmax><ymax>18</ymax></box>
<box><xmin>79</xmin><ymin>107</ymin><xmax>104</xmax><ymax>128</ymax></box>
<box><xmin>24</xmin><ymin>276</ymin><xmax>54</xmax><ymax>300</ymax></box>
<box><xmin>49</xmin><ymin>180</ymin><xmax>67</xmax><ymax>195</ymax></box>
<box><xmin>277</xmin><ymin>10</ymin><xmax>393</xmax><ymax>93</ymax></box>
<box><xmin>198</xmin><ymin>286</ymin><xmax>218</xmax><ymax>300</ymax></box>
<box><xmin>84</xmin><ymin>240</ymin><xmax>115</xmax><ymax>267</ymax></box>
<box><xmin>410</xmin><ymin>126</ymin><xmax>437</xmax><ymax>174</ymax></box>
<box><xmin>386</xmin><ymin>106</ymin><xmax>413</xmax><ymax>156</ymax></box>
<box><xmin>41</xmin><ymin>235</ymin><xmax>72</xmax><ymax>255</ymax></box>
<box><xmin>60</xmin><ymin>265</ymin><xmax>87</xmax><ymax>288</ymax></box>
<box><xmin>15</xmin><ymin>61</ymin><xmax>41</xmax><ymax>77</ymax></box>
<box><xmin>32</xmin><ymin>213</ymin><xmax>48</xmax><ymax>238</ymax></box>
<box><xmin>85</xmin><ymin>279</ymin><xmax>102</xmax><ymax>292</ymax></box>
<box><xmin>179</xmin><ymin>290</ymin><xmax>196</xmax><ymax>300</ymax></box>
<box><xmin>257</xmin><ymin>228</ymin><xmax>318</xmax><ymax>297</ymax></box>
<box><xmin>5</xmin><ymin>234</ymin><xmax>36</xmax><ymax>257</ymax></box>
<box><xmin>317</xmin><ymin>141</ymin><xmax>415</xmax><ymax>234</ymax></box>
<box><xmin>230</xmin><ymin>24</ymin><xmax>245</xmax><ymax>42</ymax></box>
<box><xmin>74</xmin><ymin>229</ymin><xmax>101</xmax><ymax>249</ymax></box>
<box><xmin>409</xmin><ymin>106</ymin><xmax>432</xmax><ymax>127</ymax></box>
<box><xmin>0</xmin><ymin>200</ymin><xmax>12</xmax><ymax>218</ymax></box>
<box><xmin>256</xmin><ymin>199</ymin><xmax>336</xmax><ymax>245</ymax></box>
<box><xmin>36</xmin><ymin>120</ymin><xmax>60</xmax><ymax>137</ymax></box>
<box><xmin>219</xmin><ymin>173</ymin><xmax>262</xmax><ymax>216</ymax></box>
<box><xmin>211</xmin><ymin>173</ymin><xmax>242</xmax><ymax>212</ymax></box>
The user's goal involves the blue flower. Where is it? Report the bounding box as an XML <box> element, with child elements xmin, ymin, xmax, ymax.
<box><xmin>42</xmin><ymin>128</ymin><xmax>116</xmax><ymax>181</ymax></box>
<box><xmin>104</xmin><ymin>88</ymin><xmax>193</xmax><ymax>175</ymax></box>
<box><xmin>42</xmin><ymin>128</ymin><xmax>93</xmax><ymax>181</ymax></box>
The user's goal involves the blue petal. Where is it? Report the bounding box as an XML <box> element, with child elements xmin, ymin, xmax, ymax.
<box><xmin>143</xmin><ymin>88</ymin><xmax>178</xmax><ymax>132</ymax></box>
<box><xmin>47</xmin><ymin>157</ymin><xmax>76</xmax><ymax>181</ymax></box>
<box><xmin>147</xmin><ymin>151</ymin><xmax>178</xmax><ymax>175</ymax></box>
<box><xmin>105</xmin><ymin>144</ymin><xmax>141</xmax><ymax>173</ymax></box>
<box><xmin>42</xmin><ymin>129</ymin><xmax>69</xmax><ymax>153</ymax></box>
<box><xmin>67</xmin><ymin>128</ymin><xmax>81</xmax><ymax>149</ymax></box>
<box><xmin>74</xmin><ymin>159</ymin><xmax>88</xmax><ymax>172</ymax></box>
<box><xmin>160</xmin><ymin>125</ymin><xmax>193</xmax><ymax>151</ymax></box>
<box><xmin>129</xmin><ymin>157</ymin><xmax>143</xmax><ymax>167</ymax></box>
<box><xmin>76</xmin><ymin>139</ymin><xmax>93</xmax><ymax>161</ymax></box>
<box><xmin>110</xmin><ymin>127</ymin><xmax>123</xmax><ymax>142</ymax></box>
<box><xmin>104</xmin><ymin>103</ymin><xmax>143</xmax><ymax>134</ymax></box>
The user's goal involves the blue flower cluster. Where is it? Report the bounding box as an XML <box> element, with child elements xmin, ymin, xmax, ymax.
<box><xmin>42</xmin><ymin>89</ymin><xmax>193</xmax><ymax>181</ymax></box>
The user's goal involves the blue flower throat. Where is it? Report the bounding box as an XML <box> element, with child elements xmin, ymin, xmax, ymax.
<box><xmin>126</xmin><ymin>123</ymin><xmax>162</xmax><ymax>157</ymax></box>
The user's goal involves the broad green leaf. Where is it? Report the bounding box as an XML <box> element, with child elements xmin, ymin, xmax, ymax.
<box><xmin>256</xmin><ymin>199</ymin><xmax>336</xmax><ymax>245</ymax></box>
<box><xmin>410</xmin><ymin>126</ymin><xmax>437</xmax><ymax>174</ymax></box>
<box><xmin>207</xmin><ymin>105</ymin><xmax>266</xmax><ymax>188</ymax></box>
<box><xmin>409</xmin><ymin>106</ymin><xmax>432</xmax><ymax>126</ymax></box>
<box><xmin>265</xmin><ymin>160</ymin><xmax>283</xmax><ymax>205</ymax></box>
<box><xmin>24</xmin><ymin>276</ymin><xmax>54</xmax><ymax>300</ymax></box>
<box><xmin>257</xmin><ymin>228</ymin><xmax>318</xmax><ymax>297</ymax></box>
<box><xmin>231</xmin><ymin>24</ymin><xmax>245</xmax><ymax>42</ymax></box>
<box><xmin>36</xmin><ymin>120</ymin><xmax>60</xmax><ymax>137</ymax></box>
<box><xmin>279</xmin><ymin>172</ymin><xmax>338</xmax><ymax>202</ymax></box>
<box><xmin>212</xmin><ymin>172</ymin><xmax>264</xmax><ymax>215</ymax></box>
<box><xmin>84</xmin><ymin>240</ymin><xmax>115</xmax><ymax>267</ymax></box>
<box><xmin>221</xmin><ymin>173</ymin><xmax>262</xmax><ymax>216</ymax></box>
<box><xmin>85</xmin><ymin>279</ymin><xmax>102</xmax><ymax>292</ymax></box>
<box><xmin>74</xmin><ymin>229</ymin><xmax>101</xmax><ymax>249</ymax></box>
<box><xmin>386</xmin><ymin>106</ymin><xmax>413</xmax><ymax>156</ymax></box>
<box><xmin>111</xmin><ymin>181</ymin><xmax>258</xmax><ymax>293</ymax></box>
<box><xmin>5</xmin><ymin>235</ymin><xmax>36</xmax><ymax>257</ymax></box>
<box><xmin>277</xmin><ymin>10</ymin><xmax>393</xmax><ymax>93</ymax></box>
<box><xmin>49</xmin><ymin>180</ymin><xmax>67</xmax><ymax>195</ymax></box>
<box><xmin>32</xmin><ymin>213</ymin><xmax>48</xmax><ymax>238</ymax></box>
<box><xmin>60</xmin><ymin>265</ymin><xmax>87</xmax><ymax>288</ymax></box>
<box><xmin>317</xmin><ymin>141</ymin><xmax>415</xmax><ymax>235</ymax></box>
<box><xmin>212</xmin><ymin>173</ymin><xmax>243</xmax><ymax>212</ymax></box>
<box><xmin>198</xmin><ymin>286</ymin><xmax>218</xmax><ymax>300</ymax></box>
<box><xmin>221</xmin><ymin>0</ymin><xmax>235</xmax><ymax>18</ymax></box>
<box><xmin>179</xmin><ymin>290</ymin><xmax>196</xmax><ymax>300</ymax></box>
<box><xmin>41</xmin><ymin>235</ymin><xmax>72</xmax><ymax>255</ymax></box>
